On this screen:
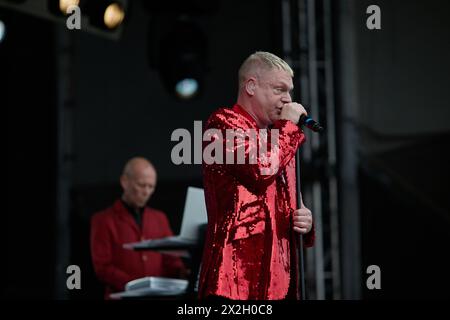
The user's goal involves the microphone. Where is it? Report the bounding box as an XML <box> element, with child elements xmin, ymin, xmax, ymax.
<box><xmin>299</xmin><ymin>114</ymin><xmax>324</xmax><ymax>133</ymax></box>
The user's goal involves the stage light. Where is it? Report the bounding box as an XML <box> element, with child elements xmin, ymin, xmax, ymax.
<box><xmin>0</xmin><ymin>20</ymin><xmax>5</xmax><ymax>44</ymax></box>
<box><xmin>175</xmin><ymin>78</ymin><xmax>199</xmax><ymax>100</ymax></box>
<box><xmin>48</xmin><ymin>0</ymin><xmax>80</xmax><ymax>16</ymax></box>
<box><xmin>157</xmin><ymin>19</ymin><xmax>207</xmax><ymax>100</ymax></box>
<box><xmin>103</xmin><ymin>3</ymin><xmax>125</xmax><ymax>29</ymax></box>
<box><xmin>86</xmin><ymin>1</ymin><xmax>126</xmax><ymax>31</ymax></box>
<box><xmin>59</xmin><ymin>0</ymin><xmax>80</xmax><ymax>15</ymax></box>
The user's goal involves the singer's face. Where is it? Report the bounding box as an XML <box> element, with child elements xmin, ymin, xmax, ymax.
<box><xmin>254</xmin><ymin>69</ymin><xmax>293</xmax><ymax>127</ymax></box>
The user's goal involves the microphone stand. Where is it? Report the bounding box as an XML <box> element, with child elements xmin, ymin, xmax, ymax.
<box><xmin>295</xmin><ymin>149</ymin><xmax>306</xmax><ymax>300</ymax></box>
<box><xmin>295</xmin><ymin>117</ymin><xmax>323</xmax><ymax>300</ymax></box>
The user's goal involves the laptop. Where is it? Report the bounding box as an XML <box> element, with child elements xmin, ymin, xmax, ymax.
<box><xmin>123</xmin><ymin>186</ymin><xmax>208</xmax><ymax>250</ymax></box>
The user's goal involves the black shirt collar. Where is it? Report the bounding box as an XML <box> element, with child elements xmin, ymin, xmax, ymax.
<box><xmin>121</xmin><ymin>199</ymin><xmax>144</xmax><ymax>227</ymax></box>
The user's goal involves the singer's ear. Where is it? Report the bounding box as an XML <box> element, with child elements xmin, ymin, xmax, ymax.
<box><xmin>245</xmin><ymin>78</ymin><xmax>257</xmax><ymax>96</ymax></box>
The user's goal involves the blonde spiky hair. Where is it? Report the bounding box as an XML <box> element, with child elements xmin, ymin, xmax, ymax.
<box><xmin>238</xmin><ymin>51</ymin><xmax>294</xmax><ymax>89</ymax></box>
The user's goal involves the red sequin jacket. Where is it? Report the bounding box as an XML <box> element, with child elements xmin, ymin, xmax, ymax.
<box><xmin>198</xmin><ymin>104</ymin><xmax>315</xmax><ymax>300</ymax></box>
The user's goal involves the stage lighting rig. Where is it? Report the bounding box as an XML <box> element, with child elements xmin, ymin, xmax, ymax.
<box><xmin>0</xmin><ymin>0</ymin><xmax>128</xmax><ymax>40</ymax></box>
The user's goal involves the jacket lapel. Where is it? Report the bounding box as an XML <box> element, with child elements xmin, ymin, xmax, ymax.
<box><xmin>113</xmin><ymin>200</ymin><xmax>140</xmax><ymax>235</ymax></box>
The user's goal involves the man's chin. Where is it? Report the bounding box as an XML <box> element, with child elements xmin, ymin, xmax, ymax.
<box><xmin>271</xmin><ymin>116</ymin><xmax>281</xmax><ymax>123</ymax></box>
<box><xmin>137</xmin><ymin>202</ymin><xmax>148</xmax><ymax>208</ymax></box>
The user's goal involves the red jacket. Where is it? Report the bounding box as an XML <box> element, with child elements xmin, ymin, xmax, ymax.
<box><xmin>90</xmin><ymin>200</ymin><xmax>185</xmax><ymax>298</ymax></box>
<box><xmin>198</xmin><ymin>104</ymin><xmax>315</xmax><ymax>300</ymax></box>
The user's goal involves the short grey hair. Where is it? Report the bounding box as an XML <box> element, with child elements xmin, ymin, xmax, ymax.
<box><xmin>238</xmin><ymin>51</ymin><xmax>294</xmax><ymax>89</ymax></box>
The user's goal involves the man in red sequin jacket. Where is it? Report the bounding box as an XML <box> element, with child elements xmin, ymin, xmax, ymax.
<box><xmin>198</xmin><ymin>52</ymin><xmax>315</xmax><ymax>300</ymax></box>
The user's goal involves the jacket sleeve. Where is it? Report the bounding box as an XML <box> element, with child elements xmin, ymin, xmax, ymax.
<box><xmin>90</xmin><ymin>214</ymin><xmax>133</xmax><ymax>291</ymax></box>
<box><xmin>204</xmin><ymin>115</ymin><xmax>306</xmax><ymax>194</ymax></box>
